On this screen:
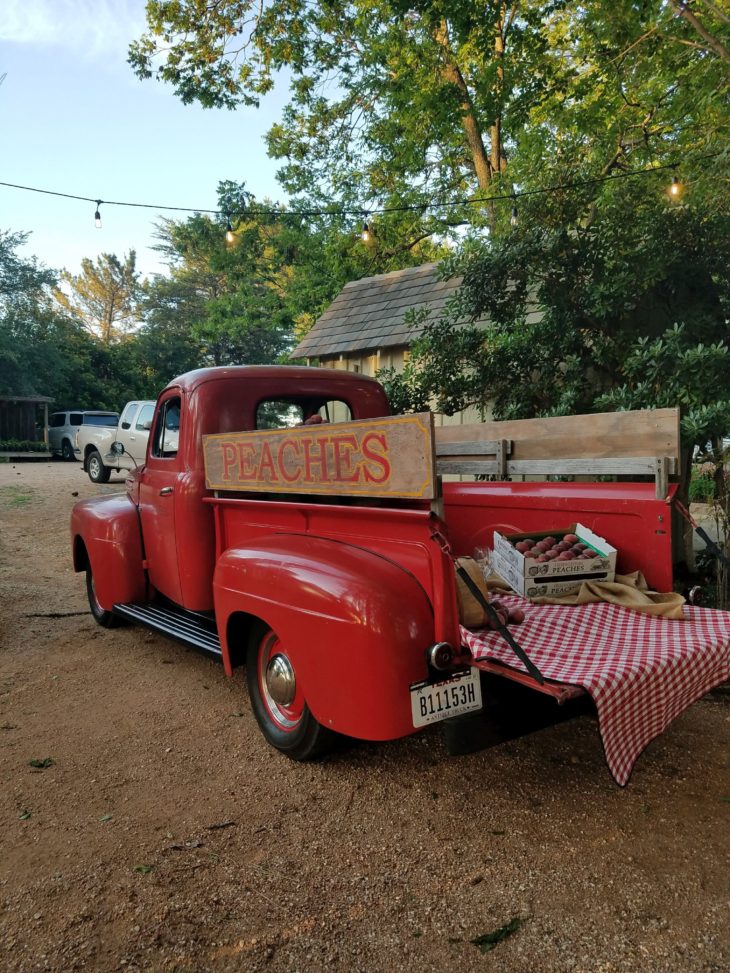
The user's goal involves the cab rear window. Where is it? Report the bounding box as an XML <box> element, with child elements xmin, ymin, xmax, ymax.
<box><xmin>255</xmin><ymin>399</ymin><xmax>352</xmax><ymax>429</ymax></box>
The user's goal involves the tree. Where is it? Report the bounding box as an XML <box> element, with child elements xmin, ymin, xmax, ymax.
<box><xmin>143</xmin><ymin>180</ymin><xmax>447</xmax><ymax>368</ymax></box>
<box><xmin>0</xmin><ymin>230</ymin><xmax>56</xmax><ymax>394</ymax></box>
<box><xmin>130</xmin><ymin>1</ymin><xmax>572</xmax><ymax>242</ymax></box>
<box><xmin>55</xmin><ymin>252</ymin><xmax>141</xmax><ymax>344</ymax></box>
<box><xmin>380</xmin><ymin>183</ymin><xmax>730</xmax><ymax>441</ymax></box>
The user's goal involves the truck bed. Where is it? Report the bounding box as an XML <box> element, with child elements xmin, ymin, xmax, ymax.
<box><xmin>442</xmin><ymin>481</ymin><xmax>677</xmax><ymax>592</ymax></box>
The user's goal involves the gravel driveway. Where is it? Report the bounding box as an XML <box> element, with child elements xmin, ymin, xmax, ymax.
<box><xmin>1</xmin><ymin>461</ymin><xmax>728</xmax><ymax>972</ymax></box>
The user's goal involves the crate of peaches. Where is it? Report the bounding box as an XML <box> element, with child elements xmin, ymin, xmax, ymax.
<box><xmin>491</xmin><ymin>523</ymin><xmax>617</xmax><ymax>599</ymax></box>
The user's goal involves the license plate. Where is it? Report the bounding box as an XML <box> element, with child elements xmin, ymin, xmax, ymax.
<box><xmin>410</xmin><ymin>668</ymin><xmax>482</xmax><ymax>728</ymax></box>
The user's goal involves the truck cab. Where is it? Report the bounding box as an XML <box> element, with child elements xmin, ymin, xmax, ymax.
<box><xmin>126</xmin><ymin>366</ymin><xmax>391</xmax><ymax>611</ymax></box>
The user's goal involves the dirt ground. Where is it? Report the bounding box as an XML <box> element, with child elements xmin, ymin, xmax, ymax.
<box><xmin>1</xmin><ymin>461</ymin><xmax>728</xmax><ymax>973</ymax></box>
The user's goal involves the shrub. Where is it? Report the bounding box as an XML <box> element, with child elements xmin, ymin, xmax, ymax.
<box><xmin>0</xmin><ymin>439</ymin><xmax>49</xmax><ymax>453</ymax></box>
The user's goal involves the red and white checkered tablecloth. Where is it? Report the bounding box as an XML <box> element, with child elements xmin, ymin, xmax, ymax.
<box><xmin>460</xmin><ymin>599</ymin><xmax>730</xmax><ymax>785</ymax></box>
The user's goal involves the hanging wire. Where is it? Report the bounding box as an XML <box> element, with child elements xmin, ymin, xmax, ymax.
<box><xmin>0</xmin><ymin>159</ymin><xmax>700</xmax><ymax>225</ymax></box>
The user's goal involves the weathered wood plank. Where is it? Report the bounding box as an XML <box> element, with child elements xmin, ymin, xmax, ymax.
<box><xmin>434</xmin><ymin>408</ymin><xmax>680</xmax><ymax>462</ymax></box>
<box><xmin>506</xmin><ymin>457</ymin><xmax>678</xmax><ymax>476</ymax></box>
<box><xmin>203</xmin><ymin>412</ymin><xmax>436</xmax><ymax>500</ymax></box>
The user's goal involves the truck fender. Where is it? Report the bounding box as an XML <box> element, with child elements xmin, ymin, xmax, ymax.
<box><xmin>214</xmin><ymin>534</ymin><xmax>435</xmax><ymax>742</ymax></box>
<box><xmin>71</xmin><ymin>494</ymin><xmax>146</xmax><ymax>610</ymax></box>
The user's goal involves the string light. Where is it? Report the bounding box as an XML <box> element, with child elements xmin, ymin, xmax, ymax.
<box><xmin>0</xmin><ymin>158</ymin><xmax>706</xmax><ymax>232</ymax></box>
<box><xmin>362</xmin><ymin>222</ymin><xmax>371</xmax><ymax>242</ymax></box>
<box><xmin>510</xmin><ymin>196</ymin><xmax>518</xmax><ymax>226</ymax></box>
<box><xmin>225</xmin><ymin>218</ymin><xmax>235</xmax><ymax>244</ymax></box>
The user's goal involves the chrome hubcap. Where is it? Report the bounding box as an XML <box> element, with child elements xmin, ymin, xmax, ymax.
<box><xmin>265</xmin><ymin>653</ymin><xmax>296</xmax><ymax>707</ymax></box>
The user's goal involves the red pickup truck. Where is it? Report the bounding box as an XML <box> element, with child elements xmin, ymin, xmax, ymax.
<box><xmin>70</xmin><ymin>365</ymin><xmax>727</xmax><ymax>774</ymax></box>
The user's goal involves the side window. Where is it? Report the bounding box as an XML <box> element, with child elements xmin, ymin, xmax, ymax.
<box><xmin>120</xmin><ymin>403</ymin><xmax>137</xmax><ymax>430</ymax></box>
<box><xmin>49</xmin><ymin>413</ymin><xmax>66</xmax><ymax>428</ymax></box>
<box><xmin>70</xmin><ymin>413</ymin><xmax>83</xmax><ymax>426</ymax></box>
<box><xmin>135</xmin><ymin>404</ymin><xmax>154</xmax><ymax>432</ymax></box>
<box><xmin>318</xmin><ymin>400</ymin><xmax>352</xmax><ymax>423</ymax></box>
<box><xmin>151</xmin><ymin>397</ymin><xmax>181</xmax><ymax>459</ymax></box>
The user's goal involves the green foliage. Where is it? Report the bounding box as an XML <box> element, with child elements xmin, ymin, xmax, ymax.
<box><xmin>387</xmin><ymin>185</ymin><xmax>730</xmax><ymax>449</ymax></box>
<box><xmin>689</xmin><ymin>466</ymin><xmax>716</xmax><ymax>505</ymax></box>
<box><xmin>0</xmin><ymin>440</ymin><xmax>48</xmax><ymax>452</ymax></box>
<box><xmin>129</xmin><ymin>0</ymin><xmax>572</xmax><ymax>253</ymax></box>
<box><xmin>54</xmin><ymin>252</ymin><xmax>141</xmax><ymax>345</ymax></box>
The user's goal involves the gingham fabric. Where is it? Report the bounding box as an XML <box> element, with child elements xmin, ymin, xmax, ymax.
<box><xmin>460</xmin><ymin>598</ymin><xmax>730</xmax><ymax>785</ymax></box>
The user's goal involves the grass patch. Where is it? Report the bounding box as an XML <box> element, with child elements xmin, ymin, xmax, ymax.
<box><xmin>0</xmin><ymin>486</ymin><xmax>36</xmax><ymax>508</ymax></box>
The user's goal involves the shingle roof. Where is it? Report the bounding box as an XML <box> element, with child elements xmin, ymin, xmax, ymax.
<box><xmin>292</xmin><ymin>262</ymin><xmax>471</xmax><ymax>359</ymax></box>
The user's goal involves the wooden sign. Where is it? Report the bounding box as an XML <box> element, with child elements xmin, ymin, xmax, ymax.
<box><xmin>203</xmin><ymin>413</ymin><xmax>436</xmax><ymax>500</ymax></box>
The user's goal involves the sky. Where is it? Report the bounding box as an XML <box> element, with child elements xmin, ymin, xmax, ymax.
<box><xmin>0</xmin><ymin>0</ymin><xmax>288</xmax><ymax>279</ymax></box>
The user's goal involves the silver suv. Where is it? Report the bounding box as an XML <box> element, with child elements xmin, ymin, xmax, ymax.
<box><xmin>48</xmin><ymin>410</ymin><xmax>119</xmax><ymax>461</ymax></box>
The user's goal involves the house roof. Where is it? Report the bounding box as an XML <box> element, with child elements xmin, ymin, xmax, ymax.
<box><xmin>0</xmin><ymin>395</ymin><xmax>53</xmax><ymax>403</ymax></box>
<box><xmin>292</xmin><ymin>262</ymin><xmax>474</xmax><ymax>359</ymax></box>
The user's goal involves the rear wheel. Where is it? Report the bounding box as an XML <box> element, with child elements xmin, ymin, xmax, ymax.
<box><xmin>87</xmin><ymin>449</ymin><xmax>111</xmax><ymax>483</ymax></box>
<box><xmin>62</xmin><ymin>439</ymin><xmax>75</xmax><ymax>461</ymax></box>
<box><xmin>85</xmin><ymin>567</ymin><xmax>120</xmax><ymax>628</ymax></box>
<box><xmin>246</xmin><ymin>623</ymin><xmax>335</xmax><ymax>760</ymax></box>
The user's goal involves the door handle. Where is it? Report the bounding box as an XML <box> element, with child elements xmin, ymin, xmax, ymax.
<box><xmin>159</xmin><ymin>487</ymin><xmax>174</xmax><ymax>496</ymax></box>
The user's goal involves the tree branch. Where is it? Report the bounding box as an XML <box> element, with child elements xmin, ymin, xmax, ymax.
<box><xmin>669</xmin><ymin>0</ymin><xmax>730</xmax><ymax>64</ymax></box>
<box><xmin>697</xmin><ymin>0</ymin><xmax>730</xmax><ymax>27</ymax></box>
<box><xmin>433</xmin><ymin>20</ymin><xmax>493</xmax><ymax>189</ymax></box>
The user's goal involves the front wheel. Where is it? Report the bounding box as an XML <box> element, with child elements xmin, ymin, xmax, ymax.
<box><xmin>246</xmin><ymin>623</ymin><xmax>335</xmax><ymax>760</ymax></box>
<box><xmin>86</xmin><ymin>567</ymin><xmax>120</xmax><ymax>628</ymax></box>
<box><xmin>87</xmin><ymin>449</ymin><xmax>111</xmax><ymax>483</ymax></box>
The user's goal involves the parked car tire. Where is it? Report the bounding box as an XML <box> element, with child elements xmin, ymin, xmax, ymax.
<box><xmin>246</xmin><ymin>622</ymin><xmax>335</xmax><ymax>760</ymax></box>
<box><xmin>87</xmin><ymin>449</ymin><xmax>111</xmax><ymax>483</ymax></box>
<box><xmin>62</xmin><ymin>439</ymin><xmax>75</xmax><ymax>461</ymax></box>
<box><xmin>86</xmin><ymin>567</ymin><xmax>120</xmax><ymax>628</ymax></box>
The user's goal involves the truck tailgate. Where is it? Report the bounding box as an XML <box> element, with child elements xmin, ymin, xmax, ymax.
<box><xmin>460</xmin><ymin>597</ymin><xmax>730</xmax><ymax>785</ymax></box>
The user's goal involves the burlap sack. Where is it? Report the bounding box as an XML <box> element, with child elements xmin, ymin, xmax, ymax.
<box><xmin>454</xmin><ymin>557</ymin><xmax>492</xmax><ymax>628</ymax></box>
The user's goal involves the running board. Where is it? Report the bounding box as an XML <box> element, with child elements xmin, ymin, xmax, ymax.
<box><xmin>113</xmin><ymin>602</ymin><xmax>222</xmax><ymax>659</ymax></box>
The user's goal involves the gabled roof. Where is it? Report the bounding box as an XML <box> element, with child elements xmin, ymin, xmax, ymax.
<box><xmin>0</xmin><ymin>395</ymin><xmax>53</xmax><ymax>403</ymax></box>
<box><xmin>292</xmin><ymin>262</ymin><xmax>469</xmax><ymax>359</ymax></box>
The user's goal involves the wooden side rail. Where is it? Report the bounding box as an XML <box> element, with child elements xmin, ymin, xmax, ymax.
<box><xmin>435</xmin><ymin>439</ymin><xmax>511</xmax><ymax>478</ymax></box>
<box><xmin>434</xmin><ymin>407</ymin><xmax>680</xmax><ymax>500</ymax></box>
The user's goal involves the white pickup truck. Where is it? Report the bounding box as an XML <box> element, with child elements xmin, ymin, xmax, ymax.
<box><xmin>77</xmin><ymin>400</ymin><xmax>156</xmax><ymax>482</ymax></box>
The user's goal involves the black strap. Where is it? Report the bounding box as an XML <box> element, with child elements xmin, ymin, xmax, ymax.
<box><xmin>456</xmin><ymin>563</ymin><xmax>546</xmax><ymax>686</ymax></box>
<box><xmin>694</xmin><ymin>525</ymin><xmax>730</xmax><ymax>570</ymax></box>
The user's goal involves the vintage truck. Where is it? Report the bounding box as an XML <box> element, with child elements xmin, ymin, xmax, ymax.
<box><xmin>70</xmin><ymin>365</ymin><xmax>729</xmax><ymax>775</ymax></box>
<box><xmin>77</xmin><ymin>399</ymin><xmax>156</xmax><ymax>482</ymax></box>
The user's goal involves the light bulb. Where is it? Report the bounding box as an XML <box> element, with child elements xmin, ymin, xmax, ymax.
<box><xmin>670</xmin><ymin>174</ymin><xmax>681</xmax><ymax>197</ymax></box>
<box><xmin>362</xmin><ymin>222</ymin><xmax>370</xmax><ymax>242</ymax></box>
<box><xmin>94</xmin><ymin>201</ymin><xmax>102</xmax><ymax>229</ymax></box>
<box><xmin>510</xmin><ymin>204</ymin><xmax>518</xmax><ymax>226</ymax></box>
<box><xmin>225</xmin><ymin>219</ymin><xmax>235</xmax><ymax>244</ymax></box>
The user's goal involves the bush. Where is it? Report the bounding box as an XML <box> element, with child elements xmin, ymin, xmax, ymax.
<box><xmin>0</xmin><ymin>439</ymin><xmax>48</xmax><ymax>453</ymax></box>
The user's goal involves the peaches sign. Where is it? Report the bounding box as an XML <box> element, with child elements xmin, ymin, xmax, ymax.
<box><xmin>203</xmin><ymin>413</ymin><xmax>436</xmax><ymax>500</ymax></box>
